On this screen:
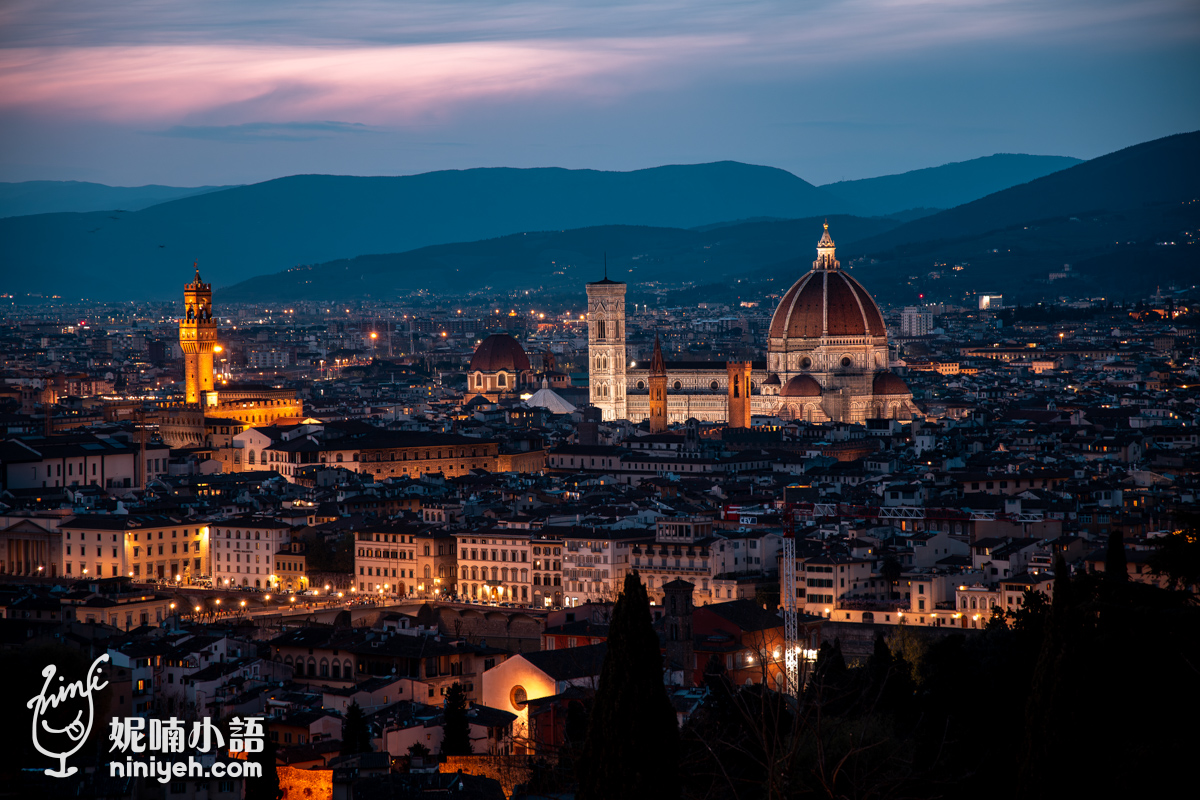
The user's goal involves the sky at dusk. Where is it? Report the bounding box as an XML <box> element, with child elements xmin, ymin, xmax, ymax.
<box><xmin>1</xmin><ymin>0</ymin><xmax>1197</xmax><ymax>187</ymax></box>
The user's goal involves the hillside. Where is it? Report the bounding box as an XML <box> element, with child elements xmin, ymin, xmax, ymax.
<box><xmin>0</xmin><ymin>162</ymin><xmax>849</xmax><ymax>301</ymax></box>
<box><xmin>0</xmin><ymin>181</ymin><xmax>235</xmax><ymax>218</ymax></box>
<box><xmin>218</xmin><ymin>215</ymin><xmax>902</xmax><ymax>303</ymax></box>
<box><xmin>820</xmin><ymin>154</ymin><xmax>1081</xmax><ymax>216</ymax></box>
<box><xmin>842</xmin><ymin>131</ymin><xmax>1200</xmax><ymax>304</ymax></box>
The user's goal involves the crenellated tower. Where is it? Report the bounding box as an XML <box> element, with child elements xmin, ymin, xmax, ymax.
<box><xmin>586</xmin><ymin>273</ymin><xmax>627</xmax><ymax>421</ymax></box>
<box><xmin>179</xmin><ymin>265</ymin><xmax>217</xmax><ymax>405</ymax></box>
<box><xmin>648</xmin><ymin>334</ymin><xmax>667</xmax><ymax>432</ymax></box>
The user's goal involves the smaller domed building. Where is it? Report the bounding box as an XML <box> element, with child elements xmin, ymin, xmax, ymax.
<box><xmin>467</xmin><ymin>334</ymin><xmax>536</xmax><ymax>402</ymax></box>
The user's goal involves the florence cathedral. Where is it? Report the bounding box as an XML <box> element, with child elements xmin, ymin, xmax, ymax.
<box><xmin>586</xmin><ymin>223</ymin><xmax>917</xmax><ymax>426</ymax></box>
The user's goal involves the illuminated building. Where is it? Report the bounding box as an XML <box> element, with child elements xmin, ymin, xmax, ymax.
<box><xmin>160</xmin><ymin>266</ymin><xmax>305</xmax><ymax>447</ymax></box>
<box><xmin>465</xmin><ymin>334</ymin><xmax>536</xmax><ymax>403</ymax></box>
<box><xmin>588</xmin><ymin>224</ymin><xmax>918</xmax><ymax>424</ymax></box>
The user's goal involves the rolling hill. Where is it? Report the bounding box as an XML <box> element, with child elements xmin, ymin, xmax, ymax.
<box><xmin>0</xmin><ymin>162</ymin><xmax>849</xmax><ymax>300</ymax></box>
<box><xmin>0</xmin><ymin>181</ymin><xmax>235</xmax><ymax>218</ymax></box>
<box><xmin>841</xmin><ymin>131</ymin><xmax>1200</xmax><ymax>304</ymax></box>
<box><xmin>218</xmin><ymin>215</ymin><xmax>902</xmax><ymax>303</ymax></box>
<box><xmin>819</xmin><ymin>154</ymin><xmax>1082</xmax><ymax>216</ymax></box>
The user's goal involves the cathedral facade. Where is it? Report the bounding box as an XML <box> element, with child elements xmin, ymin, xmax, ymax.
<box><xmin>587</xmin><ymin>224</ymin><xmax>917</xmax><ymax>425</ymax></box>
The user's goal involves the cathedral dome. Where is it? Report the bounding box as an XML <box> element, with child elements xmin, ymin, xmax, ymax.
<box><xmin>470</xmin><ymin>334</ymin><xmax>531</xmax><ymax>373</ymax></box>
<box><xmin>872</xmin><ymin>371</ymin><xmax>909</xmax><ymax>395</ymax></box>
<box><xmin>781</xmin><ymin>374</ymin><xmax>822</xmax><ymax>397</ymax></box>
<box><xmin>768</xmin><ymin>224</ymin><xmax>886</xmax><ymax>340</ymax></box>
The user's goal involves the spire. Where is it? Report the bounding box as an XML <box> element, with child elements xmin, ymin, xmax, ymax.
<box><xmin>814</xmin><ymin>222</ymin><xmax>839</xmax><ymax>271</ymax></box>
<box><xmin>650</xmin><ymin>334</ymin><xmax>666</xmax><ymax>375</ymax></box>
<box><xmin>193</xmin><ymin>262</ymin><xmax>202</xmax><ymax>285</ymax></box>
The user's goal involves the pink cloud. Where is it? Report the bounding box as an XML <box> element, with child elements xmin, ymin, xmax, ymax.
<box><xmin>0</xmin><ymin>39</ymin><xmax>710</xmax><ymax>124</ymax></box>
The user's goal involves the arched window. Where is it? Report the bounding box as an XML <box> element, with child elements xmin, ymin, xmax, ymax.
<box><xmin>320</xmin><ymin>659</ymin><xmax>329</xmax><ymax>677</ymax></box>
<box><xmin>345</xmin><ymin>659</ymin><xmax>353</xmax><ymax>676</ymax></box>
<box><xmin>307</xmin><ymin>658</ymin><xmax>316</xmax><ymax>677</ymax></box>
<box><xmin>332</xmin><ymin>661</ymin><xmax>341</xmax><ymax>679</ymax></box>
<box><xmin>248</xmin><ymin>450</ymin><xmax>256</xmax><ymax>465</ymax></box>
<box><xmin>423</xmin><ymin>565</ymin><xmax>431</xmax><ymax>578</ymax></box>
<box><xmin>498</xmin><ymin>372</ymin><xmax>507</xmax><ymax>386</ymax></box>
<box><xmin>336</xmin><ymin>453</ymin><xmax>343</xmax><ymax>463</ymax></box>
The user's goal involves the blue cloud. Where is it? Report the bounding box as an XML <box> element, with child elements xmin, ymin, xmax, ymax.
<box><xmin>156</xmin><ymin>120</ymin><xmax>376</xmax><ymax>142</ymax></box>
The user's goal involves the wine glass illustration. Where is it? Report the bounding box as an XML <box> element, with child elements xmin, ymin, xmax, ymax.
<box><xmin>27</xmin><ymin>654</ymin><xmax>110</xmax><ymax>778</ymax></box>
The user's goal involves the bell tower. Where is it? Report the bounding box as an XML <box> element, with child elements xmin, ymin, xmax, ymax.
<box><xmin>726</xmin><ymin>361</ymin><xmax>752</xmax><ymax>428</ymax></box>
<box><xmin>179</xmin><ymin>264</ymin><xmax>217</xmax><ymax>405</ymax></box>
<box><xmin>648</xmin><ymin>334</ymin><xmax>667</xmax><ymax>433</ymax></box>
<box><xmin>586</xmin><ymin>273</ymin><xmax>627</xmax><ymax>421</ymax></box>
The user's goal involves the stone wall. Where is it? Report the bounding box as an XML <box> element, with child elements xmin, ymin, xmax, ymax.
<box><xmin>278</xmin><ymin>765</ymin><xmax>333</xmax><ymax>800</ymax></box>
<box><xmin>440</xmin><ymin>755</ymin><xmax>532</xmax><ymax>798</ymax></box>
<box><xmin>435</xmin><ymin>607</ymin><xmax>543</xmax><ymax>653</ymax></box>
<box><xmin>821</xmin><ymin>620</ymin><xmax>976</xmax><ymax>660</ymax></box>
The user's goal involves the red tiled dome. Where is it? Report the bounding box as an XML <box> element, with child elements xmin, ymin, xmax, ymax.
<box><xmin>872</xmin><ymin>371</ymin><xmax>909</xmax><ymax>395</ymax></box>
<box><xmin>470</xmin><ymin>334</ymin><xmax>531</xmax><ymax>373</ymax></box>
<box><xmin>768</xmin><ymin>225</ymin><xmax>886</xmax><ymax>340</ymax></box>
<box><xmin>781</xmin><ymin>374</ymin><xmax>822</xmax><ymax>397</ymax></box>
<box><xmin>769</xmin><ymin>270</ymin><xmax>886</xmax><ymax>339</ymax></box>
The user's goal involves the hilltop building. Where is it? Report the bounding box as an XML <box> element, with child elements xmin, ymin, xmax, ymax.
<box><xmin>588</xmin><ymin>224</ymin><xmax>918</xmax><ymax>424</ymax></box>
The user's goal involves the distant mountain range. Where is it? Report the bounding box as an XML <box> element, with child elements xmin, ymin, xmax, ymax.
<box><xmin>216</xmin><ymin>131</ymin><xmax>1198</xmax><ymax>306</ymax></box>
<box><xmin>0</xmin><ymin>181</ymin><xmax>236</xmax><ymax>218</ymax></box>
<box><xmin>217</xmin><ymin>215</ymin><xmax>902</xmax><ymax>303</ymax></box>
<box><xmin>818</xmin><ymin>154</ymin><xmax>1082</xmax><ymax>217</ymax></box>
<box><xmin>840</xmin><ymin>131</ymin><xmax>1200</xmax><ymax>303</ymax></box>
<box><xmin>0</xmin><ymin>153</ymin><xmax>1086</xmax><ymax>301</ymax></box>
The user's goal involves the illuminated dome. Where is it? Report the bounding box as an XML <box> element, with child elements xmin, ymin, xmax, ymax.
<box><xmin>872</xmin><ymin>371</ymin><xmax>910</xmax><ymax>395</ymax></box>
<box><xmin>768</xmin><ymin>223</ymin><xmax>886</xmax><ymax>340</ymax></box>
<box><xmin>781</xmin><ymin>374</ymin><xmax>822</xmax><ymax>397</ymax></box>
<box><xmin>470</xmin><ymin>334</ymin><xmax>531</xmax><ymax>373</ymax></box>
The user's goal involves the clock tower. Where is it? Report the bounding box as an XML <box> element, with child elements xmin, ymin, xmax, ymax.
<box><xmin>179</xmin><ymin>265</ymin><xmax>217</xmax><ymax>405</ymax></box>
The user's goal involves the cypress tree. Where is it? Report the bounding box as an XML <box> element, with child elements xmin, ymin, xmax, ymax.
<box><xmin>579</xmin><ymin>570</ymin><xmax>679</xmax><ymax>800</ymax></box>
<box><xmin>245</xmin><ymin>732</ymin><xmax>282</xmax><ymax>800</ymax></box>
<box><xmin>342</xmin><ymin>701</ymin><xmax>371</xmax><ymax>754</ymax></box>
<box><xmin>1105</xmin><ymin>531</ymin><xmax>1128</xmax><ymax>584</ymax></box>
<box><xmin>442</xmin><ymin>682</ymin><xmax>472</xmax><ymax>755</ymax></box>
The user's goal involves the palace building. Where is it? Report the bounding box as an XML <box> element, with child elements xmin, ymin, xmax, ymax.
<box><xmin>159</xmin><ymin>267</ymin><xmax>305</xmax><ymax>447</ymax></box>
<box><xmin>588</xmin><ymin>224</ymin><xmax>917</xmax><ymax>425</ymax></box>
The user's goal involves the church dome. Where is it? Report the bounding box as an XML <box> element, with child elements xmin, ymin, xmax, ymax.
<box><xmin>768</xmin><ymin>224</ymin><xmax>886</xmax><ymax>340</ymax></box>
<box><xmin>470</xmin><ymin>334</ymin><xmax>531</xmax><ymax>373</ymax></box>
<box><xmin>781</xmin><ymin>374</ymin><xmax>822</xmax><ymax>397</ymax></box>
<box><xmin>872</xmin><ymin>371</ymin><xmax>909</xmax><ymax>395</ymax></box>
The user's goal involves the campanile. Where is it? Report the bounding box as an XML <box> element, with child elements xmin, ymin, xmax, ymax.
<box><xmin>179</xmin><ymin>265</ymin><xmax>217</xmax><ymax>404</ymax></box>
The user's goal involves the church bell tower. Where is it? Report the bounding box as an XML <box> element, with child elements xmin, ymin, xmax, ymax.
<box><xmin>179</xmin><ymin>265</ymin><xmax>217</xmax><ymax>404</ymax></box>
<box><xmin>648</xmin><ymin>335</ymin><xmax>667</xmax><ymax>433</ymax></box>
<box><xmin>586</xmin><ymin>273</ymin><xmax>627</xmax><ymax>421</ymax></box>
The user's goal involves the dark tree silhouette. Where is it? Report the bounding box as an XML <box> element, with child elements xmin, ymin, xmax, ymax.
<box><xmin>1105</xmin><ymin>530</ymin><xmax>1128</xmax><ymax>583</ymax></box>
<box><xmin>245</xmin><ymin>732</ymin><xmax>282</xmax><ymax>800</ymax></box>
<box><xmin>341</xmin><ymin>701</ymin><xmax>371</xmax><ymax>754</ymax></box>
<box><xmin>441</xmin><ymin>682</ymin><xmax>472</xmax><ymax>756</ymax></box>
<box><xmin>579</xmin><ymin>570</ymin><xmax>679</xmax><ymax>800</ymax></box>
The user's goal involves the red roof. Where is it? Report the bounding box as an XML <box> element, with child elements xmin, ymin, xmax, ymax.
<box><xmin>470</xmin><ymin>334</ymin><xmax>531</xmax><ymax>373</ymax></box>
